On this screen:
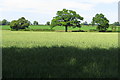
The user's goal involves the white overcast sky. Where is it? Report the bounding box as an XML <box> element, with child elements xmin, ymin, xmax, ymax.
<box><xmin>0</xmin><ymin>0</ymin><xmax>119</xmax><ymax>24</ymax></box>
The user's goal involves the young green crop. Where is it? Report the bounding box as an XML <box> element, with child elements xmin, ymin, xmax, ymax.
<box><xmin>1</xmin><ymin>25</ymin><xmax>119</xmax><ymax>32</ymax></box>
<box><xmin>2</xmin><ymin>30</ymin><xmax>119</xmax><ymax>78</ymax></box>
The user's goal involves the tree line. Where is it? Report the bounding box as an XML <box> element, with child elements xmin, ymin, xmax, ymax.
<box><xmin>0</xmin><ymin>19</ymin><xmax>49</xmax><ymax>26</ymax></box>
<box><xmin>0</xmin><ymin>9</ymin><xmax>120</xmax><ymax>32</ymax></box>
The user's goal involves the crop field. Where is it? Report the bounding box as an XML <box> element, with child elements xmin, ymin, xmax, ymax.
<box><xmin>1</xmin><ymin>25</ymin><xmax>119</xmax><ymax>31</ymax></box>
<box><xmin>0</xmin><ymin>25</ymin><xmax>96</xmax><ymax>30</ymax></box>
<box><xmin>2</xmin><ymin>30</ymin><xmax>119</xmax><ymax>78</ymax></box>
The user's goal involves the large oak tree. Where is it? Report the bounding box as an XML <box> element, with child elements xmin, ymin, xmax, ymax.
<box><xmin>51</xmin><ymin>9</ymin><xmax>84</xmax><ymax>32</ymax></box>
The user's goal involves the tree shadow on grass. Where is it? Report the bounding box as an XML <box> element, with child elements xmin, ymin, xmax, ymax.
<box><xmin>2</xmin><ymin>46</ymin><xmax>119</xmax><ymax>78</ymax></box>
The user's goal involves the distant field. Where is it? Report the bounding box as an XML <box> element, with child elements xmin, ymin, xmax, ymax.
<box><xmin>1</xmin><ymin>25</ymin><xmax>120</xmax><ymax>32</ymax></box>
<box><xmin>1</xmin><ymin>25</ymin><xmax>96</xmax><ymax>30</ymax></box>
<box><xmin>2</xmin><ymin>30</ymin><xmax>118</xmax><ymax>78</ymax></box>
<box><xmin>1</xmin><ymin>25</ymin><xmax>116</xmax><ymax>31</ymax></box>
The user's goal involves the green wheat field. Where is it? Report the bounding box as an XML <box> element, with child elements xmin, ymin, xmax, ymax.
<box><xmin>2</xmin><ymin>29</ymin><xmax>119</xmax><ymax>78</ymax></box>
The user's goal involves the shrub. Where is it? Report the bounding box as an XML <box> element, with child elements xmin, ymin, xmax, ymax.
<box><xmin>10</xmin><ymin>17</ymin><xmax>30</xmax><ymax>30</ymax></box>
<box><xmin>72</xmin><ymin>30</ymin><xmax>86</xmax><ymax>32</ymax></box>
<box><xmin>89</xmin><ymin>29</ymin><xmax>97</xmax><ymax>32</ymax></box>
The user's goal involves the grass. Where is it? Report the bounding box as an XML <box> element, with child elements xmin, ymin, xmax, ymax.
<box><xmin>1</xmin><ymin>25</ymin><xmax>95</xmax><ymax>31</ymax></box>
<box><xmin>2</xmin><ymin>30</ymin><xmax>119</xmax><ymax>78</ymax></box>
<box><xmin>1</xmin><ymin>25</ymin><xmax>120</xmax><ymax>32</ymax></box>
<box><xmin>0</xmin><ymin>25</ymin><xmax>11</xmax><ymax>30</ymax></box>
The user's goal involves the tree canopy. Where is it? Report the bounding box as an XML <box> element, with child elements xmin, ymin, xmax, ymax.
<box><xmin>92</xmin><ymin>13</ymin><xmax>109</xmax><ymax>32</ymax></box>
<box><xmin>113</xmin><ymin>22</ymin><xmax>120</xmax><ymax>26</ymax></box>
<box><xmin>1</xmin><ymin>19</ymin><xmax>10</xmax><ymax>25</ymax></box>
<box><xmin>10</xmin><ymin>17</ymin><xmax>30</xmax><ymax>30</ymax></box>
<box><xmin>46</xmin><ymin>21</ymin><xmax>50</xmax><ymax>25</ymax></box>
<box><xmin>51</xmin><ymin>9</ymin><xmax>84</xmax><ymax>32</ymax></box>
<box><xmin>33</xmin><ymin>21</ymin><xmax>39</xmax><ymax>25</ymax></box>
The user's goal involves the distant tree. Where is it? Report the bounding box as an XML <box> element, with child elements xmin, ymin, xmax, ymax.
<box><xmin>113</xmin><ymin>22</ymin><xmax>120</xmax><ymax>26</ymax></box>
<box><xmin>1</xmin><ymin>19</ymin><xmax>10</xmax><ymax>25</ymax></box>
<box><xmin>88</xmin><ymin>23</ymin><xmax>93</xmax><ymax>26</ymax></box>
<box><xmin>83</xmin><ymin>21</ymin><xmax>88</xmax><ymax>25</ymax></box>
<box><xmin>33</xmin><ymin>21</ymin><xmax>39</xmax><ymax>25</ymax></box>
<box><xmin>110</xmin><ymin>24</ymin><xmax>117</xmax><ymax>32</ymax></box>
<box><xmin>28</xmin><ymin>21</ymin><xmax>32</xmax><ymax>25</ymax></box>
<box><xmin>46</xmin><ymin>21</ymin><xmax>50</xmax><ymax>25</ymax></box>
<box><xmin>0</xmin><ymin>21</ymin><xmax>2</xmax><ymax>25</ymax></box>
<box><xmin>91</xmin><ymin>21</ymin><xmax>95</xmax><ymax>26</ymax></box>
<box><xmin>10</xmin><ymin>17</ymin><xmax>30</xmax><ymax>30</ymax></box>
<box><xmin>51</xmin><ymin>9</ymin><xmax>84</xmax><ymax>32</ymax></box>
<box><xmin>2</xmin><ymin>19</ymin><xmax>7</xmax><ymax>25</ymax></box>
<box><xmin>92</xmin><ymin>13</ymin><xmax>109</xmax><ymax>32</ymax></box>
<box><xmin>6</xmin><ymin>22</ymin><xmax>10</xmax><ymax>25</ymax></box>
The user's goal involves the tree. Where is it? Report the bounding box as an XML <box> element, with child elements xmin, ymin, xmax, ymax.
<box><xmin>83</xmin><ymin>21</ymin><xmax>88</xmax><ymax>25</ymax></box>
<box><xmin>10</xmin><ymin>17</ymin><xmax>30</xmax><ymax>30</ymax></box>
<box><xmin>46</xmin><ymin>21</ymin><xmax>50</xmax><ymax>25</ymax></box>
<box><xmin>28</xmin><ymin>21</ymin><xmax>32</xmax><ymax>25</ymax></box>
<box><xmin>33</xmin><ymin>21</ymin><xmax>39</xmax><ymax>25</ymax></box>
<box><xmin>2</xmin><ymin>19</ymin><xmax>7</xmax><ymax>25</ymax></box>
<box><xmin>92</xmin><ymin>13</ymin><xmax>109</xmax><ymax>32</ymax></box>
<box><xmin>113</xmin><ymin>22</ymin><xmax>120</xmax><ymax>26</ymax></box>
<box><xmin>0</xmin><ymin>21</ymin><xmax>2</xmax><ymax>25</ymax></box>
<box><xmin>91</xmin><ymin>21</ymin><xmax>95</xmax><ymax>26</ymax></box>
<box><xmin>1</xmin><ymin>19</ymin><xmax>10</xmax><ymax>25</ymax></box>
<box><xmin>51</xmin><ymin>9</ymin><xmax>84</xmax><ymax>32</ymax></box>
<box><xmin>110</xmin><ymin>24</ymin><xmax>117</xmax><ymax>32</ymax></box>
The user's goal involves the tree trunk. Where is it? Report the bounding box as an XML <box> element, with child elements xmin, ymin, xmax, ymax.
<box><xmin>65</xmin><ymin>26</ymin><xmax>68</xmax><ymax>32</ymax></box>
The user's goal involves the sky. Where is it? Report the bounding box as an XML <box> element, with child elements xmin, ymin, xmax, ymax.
<box><xmin>0</xmin><ymin>0</ymin><xmax>119</xmax><ymax>24</ymax></box>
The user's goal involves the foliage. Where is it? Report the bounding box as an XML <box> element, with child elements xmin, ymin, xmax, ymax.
<box><xmin>46</xmin><ymin>21</ymin><xmax>50</xmax><ymax>25</ymax></box>
<box><xmin>110</xmin><ymin>24</ymin><xmax>117</xmax><ymax>32</ymax></box>
<box><xmin>91</xmin><ymin>21</ymin><xmax>95</xmax><ymax>26</ymax></box>
<box><xmin>113</xmin><ymin>22</ymin><xmax>120</xmax><ymax>26</ymax></box>
<box><xmin>28</xmin><ymin>21</ymin><xmax>32</xmax><ymax>25</ymax></box>
<box><xmin>92</xmin><ymin>13</ymin><xmax>109</xmax><ymax>32</ymax></box>
<box><xmin>0</xmin><ymin>21</ymin><xmax>2</xmax><ymax>25</ymax></box>
<box><xmin>1</xmin><ymin>19</ymin><xmax>10</xmax><ymax>25</ymax></box>
<box><xmin>51</xmin><ymin>9</ymin><xmax>83</xmax><ymax>32</ymax></box>
<box><xmin>89</xmin><ymin>29</ymin><xmax>97</xmax><ymax>32</ymax></box>
<box><xmin>82</xmin><ymin>21</ymin><xmax>88</xmax><ymax>25</ymax></box>
<box><xmin>10</xmin><ymin>17</ymin><xmax>30</xmax><ymax>30</ymax></box>
<box><xmin>33</xmin><ymin>21</ymin><xmax>39</xmax><ymax>25</ymax></box>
